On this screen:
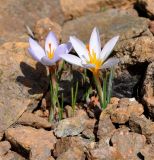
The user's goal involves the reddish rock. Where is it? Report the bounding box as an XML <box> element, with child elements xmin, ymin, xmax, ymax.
<box><xmin>34</xmin><ymin>18</ymin><xmax>62</xmax><ymax>42</ymax></box>
<box><xmin>111</xmin><ymin>128</ymin><xmax>146</xmax><ymax>159</ymax></box>
<box><xmin>142</xmin><ymin>62</ymin><xmax>154</xmax><ymax>118</ymax></box>
<box><xmin>89</xmin><ymin>146</ymin><xmax>123</xmax><ymax>160</ymax></box>
<box><xmin>57</xmin><ymin>147</ymin><xmax>85</xmax><ymax>160</ymax></box>
<box><xmin>141</xmin><ymin>144</ymin><xmax>154</xmax><ymax>160</ymax></box>
<box><xmin>97</xmin><ymin>113</ymin><xmax>115</xmax><ymax>140</ymax></box>
<box><xmin>0</xmin><ymin>141</ymin><xmax>11</xmax><ymax>156</ymax></box>
<box><xmin>0</xmin><ymin>42</ymin><xmax>48</xmax><ymax>133</ymax></box>
<box><xmin>149</xmin><ymin>21</ymin><xmax>154</xmax><ymax>35</ymax></box>
<box><xmin>82</xmin><ymin>119</ymin><xmax>96</xmax><ymax>140</ymax></box>
<box><xmin>60</xmin><ymin>0</ymin><xmax>136</xmax><ymax>19</ymax></box>
<box><xmin>5</xmin><ymin>126</ymin><xmax>57</xmax><ymax>160</ymax></box>
<box><xmin>17</xmin><ymin>112</ymin><xmax>52</xmax><ymax>129</ymax></box>
<box><xmin>1</xmin><ymin>151</ymin><xmax>26</xmax><ymax>160</ymax></box>
<box><xmin>54</xmin><ymin>136</ymin><xmax>95</xmax><ymax>158</ymax></box>
<box><xmin>0</xmin><ymin>0</ymin><xmax>64</xmax><ymax>44</ymax></box>
<box><xmin>111</xmin><ymin>98</ymin><xmax>144</xmax><ymax>124</ymax></box>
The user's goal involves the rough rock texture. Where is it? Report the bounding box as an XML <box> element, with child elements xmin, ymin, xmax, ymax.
<box><xmin>5</xmin><ymin>126</ymin><xmax>57</xmax><ymax>160</ymax></box>
<box><xmin>110</xmin><ymin>98</ymin><xmax>144</xmax><ymax>124</ymax></box>
<box><xmin>116</xmin><ymin>36</ymin><xmax>154</xmax><ymax>65</ymax></box>
<box><xmin>129</xmin><ymin>115</ymin><xmax>154</xmax><ymax>144</ymax></box>
<box><xmin>140</xmin><ymin>144</ymin><xmax>154</xmax><ymax>160</ymax></box>
<box><xmin>34</xmin><ymin>18</ymin><xmax>62</xmax><ymax>42</ymax></box>
<box><xmin>57</xmin><ymin>147</ymin><xmax>85</xmax><ymax>160</ymax></box>
<box><xmin>111</xmin><ymin>128</ymin><xmax>146</xmax><ymax>159</ymax></box>
<box><xmin>142</xmin><ymin>62</ymin><xmax>154</xmax><ymax>118</ymax></box>
<box><xmin>60</xmin><ymin>0</ymin><xmax>136</xmax><ymax>19</ymax></box>
<box><xmin>1</xmin><ymin>150</ymin><xmax>26</xmax><ymax>160</ymax></box>
<box><xmin>0</xmin><ymin>42</ymin><xmax>48</xmax><ymax>133</ymax></box>
<box><xmin>0</xmin><ymin>141</ymin><xmax>11</xmax><ymax>156</ymax></box>
<box><xmin>54</xmin><ymin>110</ymin><xmax>88</xmax><ymax>137</ymax></box>
<box><xmin>54</xmin><ymin>136</ymin><xmax>95</xmax><ymax>158</ymax></box>
<box><xmin>97</xmin><ymin>112</ymin><xmax>115</xmax><ymax>142</ymax></box>
<box><xmin>89</xmin><ymin>146</ymin><xmax>123</xmax><ymax>160</ymax></box>
<box><xmin>62</xmin><ymin>9</ymin><xmax>150</xmax><ymax>42</ymax></box>
<box><xmin>0</xmin><ymin>0</ymin><xmax>64</xmax><ymax>44</ymax></box>
<box><xmin>17</xmin><ymin>112</ymin><xmax>52</xmax><ymax>129</ymax></box>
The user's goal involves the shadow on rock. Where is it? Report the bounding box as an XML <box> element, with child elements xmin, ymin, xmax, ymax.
<box><xmin>16</xmin><ymin>62</ymin><xmax>48</xmax><ymax>95</ymax></box>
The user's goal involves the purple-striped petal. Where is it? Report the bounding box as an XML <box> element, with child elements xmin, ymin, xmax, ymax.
<box><xmin>66</xmin><ymin>42</ymin><xmax>72</xmax><ymax>52</ymax></box>
<box><xmin>40</xmin><ymin>56</ymin><xmax>56</xmax><ymax>66</ymax></box>
<box><xmin>45</xmin><ymin>32</ymin><xmax>59</xmax><ymax>54</ymax></box>
<box><xmin>52</xmin><ymin>44</ymin><xmax>68</xmax><ymax>62</ymax></box>
<box><xmin>29</xmin><ymin>38</ymin><xmax>45</xmax><ymax>61</ymax></box>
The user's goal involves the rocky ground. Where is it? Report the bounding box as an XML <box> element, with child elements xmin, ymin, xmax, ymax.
<box><xmin>0</xmin><ymin>0</ymin><xmax>154</xmax><ymax>160</ymax></box>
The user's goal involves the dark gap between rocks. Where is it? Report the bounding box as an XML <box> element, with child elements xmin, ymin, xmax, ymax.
<box><xmin>5</xmin><ymin>136</ymin><xmax>29</xmax><ymax>159</ymax></box>
<box><xmin>134</xmin><ymin>1</ymin><xmax>154</xmax><ymax>20</ymax></box>
<box><xmin>137</xmin><ymin>152</ymin><xmax>145</xmax><ymax>160</ymax></box>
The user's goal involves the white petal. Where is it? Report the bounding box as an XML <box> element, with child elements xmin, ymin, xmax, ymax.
<box><xmin>70</xmin><ymin>36</ymin><xmax>89</xmax><ymax>61</ymax></box>
<box><xmin>45</xmin><ymin>32</ymin><xmax>59</xmax><ymax>53</ymax></box>
<box><xmin>53</xmin><ymin>44</ymin><xmax>68</xmax><ymax>62</ymax></box>
<box><xmin>100</xmin><ymin>36</ymin><xmax>119</xmax><ymax>61</ymax></box>
<box><xmin>60</xmin><ymin>54</ymin><xmax>83</xmax><ymax>67</ymax></box>
<box><xmin>40</xmin><ymin>56</ymin><xmax>56</xmax><ymax>66</ymax></box>
<box><xmin>81</xmin><ymin>63</ymin><xmax>95</xmax><ymax>69</ymax></box>
<box><xmin>101</xmin><ymin>57</ymin><xmax>119</xmax><ymax>69</ymax></box>
<box><xmin>29</xmin><ymin>38</ymin><xmax>45</xmax><ymax>61</ymax></box>
<box><xmin>89</xmin><ymin>27</ymin><xmax>101</xmax><ymax>58</ymax></box>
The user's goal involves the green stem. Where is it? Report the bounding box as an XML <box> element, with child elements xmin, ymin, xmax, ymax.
<box><xmin>93</xmin><ymin>74</ymin><xmax>104</xmax><ymax>109</ymax></box>
<box><xmin>49</xmin><ymin>67</ymin><xmax>57</xmax><ymax>122</ymax></box>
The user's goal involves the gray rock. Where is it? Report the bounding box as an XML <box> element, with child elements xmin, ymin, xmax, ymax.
<box><xmin>54</xmin><ymin>115</ymin><xmax>87</xmax><ymax>137</ymax></box>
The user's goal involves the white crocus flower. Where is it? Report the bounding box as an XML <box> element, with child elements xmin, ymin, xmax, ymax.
<box><xmin>60</xmin><ymin>27</ymin><xmax>119</xmax><ymax>75</ymax></box>
<box><xmin>28</xmin><ymin>32</ymin><xmax>72</xmax><ymax>66</ymax></box>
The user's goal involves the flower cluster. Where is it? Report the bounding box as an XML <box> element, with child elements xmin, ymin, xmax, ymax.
<box><xmin>28</xmin><ymin>27</ymin><xmax>119</xmax><ymax>121</ymax></box>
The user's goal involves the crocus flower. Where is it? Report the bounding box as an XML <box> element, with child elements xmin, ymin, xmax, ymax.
<box><xmin>28</xmin><ymin>31</ymin><xmax>72</xmax><ymax>66</ymax></box>
<box><xmin>60</xmin><ymin>27</ymin><xmax>119</xmax><ymax>75</ymax></box>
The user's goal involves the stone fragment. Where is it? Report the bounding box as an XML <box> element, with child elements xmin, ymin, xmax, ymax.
<box><xmin>89</xmin><ymin>146</ymin><xmax>123</xmax><ymax>160</ymax></box>
<box><xmin>0</xmin><ymin>141</ymin><xmax>11</xmax><ymax>156</ymax></box>
<box><xmin>111</xmin><ymin>128</ymin><xmax>146</xmax><ymax>159</ymax></box>
<box><xmin>111</xmin><ymin>98</ymin><xmax>144</xmax><ymax>124</ymax></box>
<box><xmin>142</xmin><ymin>62</ymin><xmax>154</xmax><ymax>118</ymax></box>
<box><xmin>140</xmin><ymin>144</ymin><xmax>154</xmax><ymax>160</ymax></box>
<box><xmin>5</xmin><ymin>126</ymin><xmax>57</xmax><ymax>160</ymax></box>
<box><xmin>97</xmin><ymin>113</ymin><xmax>115</xmax><ymax>141</ymax></box>
<box><xmin>57</xmin><ymin>147</ymin><xmax>85</xmax><ymax>160</ymax></box>
<box><xmin>17</xmin><ymin>112</ymin><xmax>52</xmax><ymax>129</ymax></box>
<box><xmin>54</xmin><ymin>110</ymin><xmax>88</xmax><ymax>137</ymax></box>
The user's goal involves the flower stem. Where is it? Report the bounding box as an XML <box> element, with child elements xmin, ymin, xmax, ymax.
<box><xmin>93</xmin><ymin>74</ymin><xmax>104</xmax><ymax>109</ymax></box>
<box><xmin>49</xmin><ymin>67</ymin><xmax>57</xmax><ymax>122</ymax></box>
